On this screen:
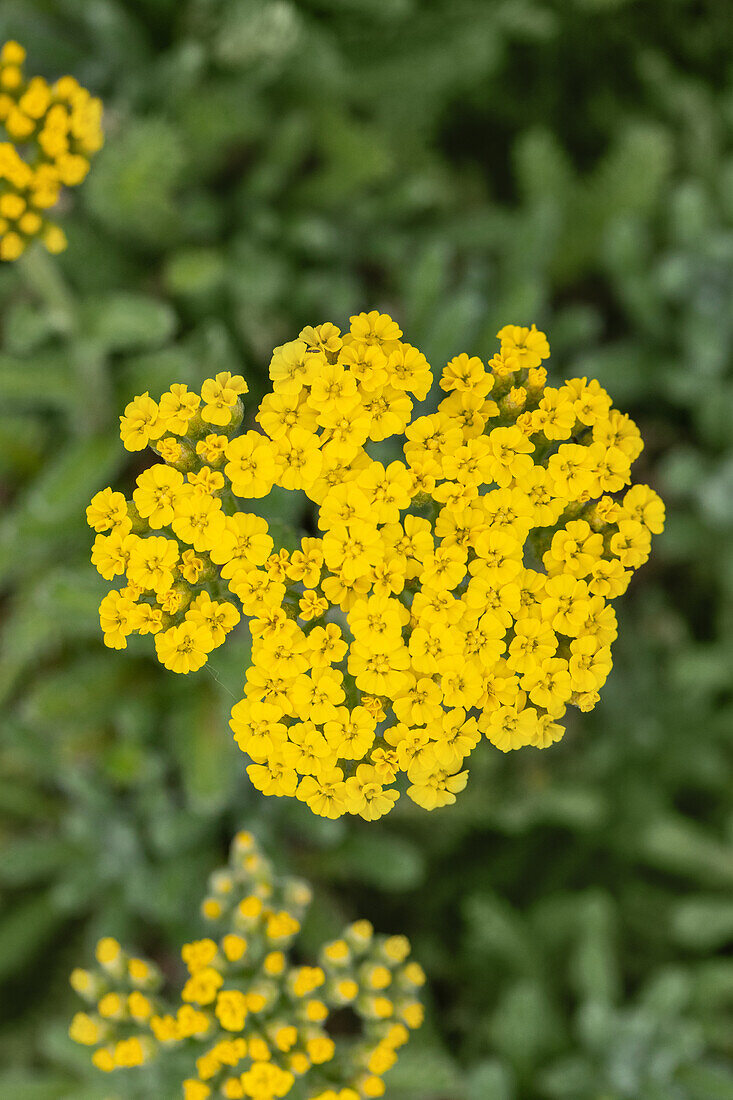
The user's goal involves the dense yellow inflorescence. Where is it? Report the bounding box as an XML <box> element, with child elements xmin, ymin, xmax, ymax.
<box><xmin>69</xmin><ymin>831</ymin><xmax>424</xmax><ymax>1100</ymax></box>
<box><xmin>88</xmin><ymin>314</ymin><xmax>664</xmax><ymax>820</ymax></box>
<box><xmin>0</xmin><ymin>39</ymin><xmax>103</xmax><ymax>259</ymax></box>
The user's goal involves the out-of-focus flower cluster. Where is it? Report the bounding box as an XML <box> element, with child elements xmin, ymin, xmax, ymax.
<box><xmin>69</xmin><ymin>831</ymin><xmax>424</xmax><ymax>1100</ymax></box>
<box><xmin>88</xmin><ymin>313</ymin><xmax>664</xmax><ymax>820</ymax></box>
<box><xmin>0</xmin><ymin>39</ymin><xmax>103</xmax><ymax>259</ymax></box>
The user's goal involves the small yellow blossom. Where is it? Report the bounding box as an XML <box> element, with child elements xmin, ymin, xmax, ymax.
<box><xmin>0</xmin><ymin>41</ymin><xmax>102</xmax><ymax>258</ymax></box>
<box><xmin>70</xmin><ymin>832</ymin><xmax>421</xmax><ymax>1099</ymax></box>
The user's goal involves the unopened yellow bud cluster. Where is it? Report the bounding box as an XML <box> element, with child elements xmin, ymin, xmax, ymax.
<box><xmin>88</xmin><ymin>313</ymin><xmax>664</xmax><ymax>820</ymax></box>
<box><xmin>0</xmin><ymin>40</ymin><xmax>103</xmax><ymax>259</ymax></box>
<box><xmin>70</xmin><ymin>831</ymin><xmax>424</xmax><ymax>1100</ymax></box>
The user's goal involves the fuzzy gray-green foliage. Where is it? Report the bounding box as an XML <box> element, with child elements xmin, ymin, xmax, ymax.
<box><xmin>1</xmin><ymin>1</ymin><xmax>732</xmax><ymax>1097</ymax></box>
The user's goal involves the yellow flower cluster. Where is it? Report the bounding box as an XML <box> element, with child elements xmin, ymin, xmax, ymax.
<box><xmin>70</xmin><ymin>831</ymin><xmax>424</xmax><ymax>1100</ymax></box>
<box><xmin>88</xmin><ymin>313</ymin><xmax>664</xmax><ymax>820</ymax></box>
<box><xmin>0</xmin><ymin>40</ymin><xmax>103</xmax><ymax>259</ymax></box>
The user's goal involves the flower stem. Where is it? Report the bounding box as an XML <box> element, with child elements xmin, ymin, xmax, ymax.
<box><xmin>18</xmin><ymin>243</ymin><xmax>75</xmax><ymax>335</ymax></box>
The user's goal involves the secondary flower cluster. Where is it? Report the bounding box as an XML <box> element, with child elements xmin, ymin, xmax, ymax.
<box><xmin>88</xmin><ymin>313</ymin><xmax>664</xmax><ymax>820</ymax></box>
<box><xmin>0</xmin><ymin>39</ymin><xmax>103</xmax><ymax>259</ymax></box>
<box><xmin>69</xmin><ymin>831</ymin><xmax>424</xmax><ymax>1100</ymax></box>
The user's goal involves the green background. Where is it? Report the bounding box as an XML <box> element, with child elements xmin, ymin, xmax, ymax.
<box><xmin>1</xmin><ymin>1</ymin><xmax>732</xmax><ymax>1097</ymax></box>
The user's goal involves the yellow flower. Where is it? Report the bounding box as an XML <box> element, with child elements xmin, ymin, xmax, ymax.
<box><xmin>225</xmin><ymin>432</ymin><xmax>278</xmax><ymax>498</ymax></box>
<box><xmin>69</xmin><ymin>1012</ymin><xmax>102</xmax><ymax>1045</ymax></box>
<box><xmin>159</xmin><ymin>383</ymin><xmax>201</xmax><ymax>434</ymax></box>
<box><xmin>182</xmin><ymin>939</ymin><xmax>219</xmax><ymax>974</ymax></box>
<box><xmin>210</xmin><ymin>512</ymin><xmax>274</xmax><ymax>573</ymax></box>
<box><xmin>181</xmin><ymin>966</ymin><xmax>224</xmax><ymax>1006</ymax></box>
<box><xmin>133</xmin><ymin>465</ymin><xmax>185</xmax><ymax>528</ymax></box>
<box><xmin>201</xmin><ymin>372</ymin><xmax>248</xmax><ymax>426</ymax></box>
<box><xmin>274</xmin><ymin>425</ymin><xmax>322</xmax><ymax>491</ymax></box>
<box><xmin>155</xmin><ymin>622</ymin><xmax>213</xmax><ymax>673</ymax></box>
<box><xmin>186</xmin><ymin>592</ymin><xmax>241</xmax><ymax>648</ymax></box>
<box><xmin>495</xmin><ymin>323</ymin><xmax>550</xmax><ymax>369</ymax></box>
<box><xmin>171</xmin><ymin>488</ymin><xmax>226</xmax><ymax>551</ymax></box>
<box><xmin>98</xmin><ymin>590</ymin><xmax>138</xmax><ymax>650</ymax></box>
<box><xmin>120</xmin><ymin>393</ymin><xmax>162</xmax><ymax>451</ymax></box>
<box><xmin>89</xmin><ymin>314</ymin><xmax>662</xmax><ymax>820</ymax></box>
<box><xmin>127</xmin><ymin>535</ymin><xmax>179</xmax><ymax>594</ymax></box>
<box><xmin>86</xmin><ymin>488</ymin><xmax>131</xmax><ymax>534</ymax></box>
<box><xmin>347</xmin><ymin>310</ymin><xmax>402</xmax><ymax>345</ymax></box>
<box><xmin>216</xmin><ymin>990</ymin><xmax>249</xmax><ymax>1032</ymax></box>
<box><xmin>71</xmin><ymin>834</ymin><xmax>421</xmax><ymax>1098</ymax></box>
<box><xmin>269</xmin><ymin>340</ymin><xmax>315</xmax><ymax>394</ymax></box>
<box><xmin>0</xmin><ymin>42</ymin><xmax>102</xmax><ymax>259</ymax></box>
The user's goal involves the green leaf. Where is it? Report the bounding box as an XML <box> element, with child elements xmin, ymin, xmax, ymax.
<box><xmin>0</xmin><ymin>836</ymin><xmax>77</xmax><ymax>887</ymax></box>
<box><xmin>85</xmin><ymin>118</ymin><xmax>187</xmax><ymax>247</ymax></box>
<box><xmin>164</xmin><ymin>247</ymin><xmax>226</xmax><ymax>297</ymax></box>
<box><xmin>0</xmin><ymin>412</ymin><xmax>46</xmax><ymax>478</ymax></box>
<box><xmin>0</xmin><ymin>435</ymin><xmax>122</xmax><ymax>585</ymax></box>
<box><xmin>570</xmin><ymin>892</ymin><xmax>620</xmax><ymax>1004</ymax></box>
<box><xmin>640</xmin><ymin>816</ymin><xmax>733</xmax><ymax>887</ymax></box>
<box><xmin>676</xmin><ymin>1063</ymin><xmax>733</xmax><ymax>1099</ymax></box>
<box><xmin>168</xmin><ymin>690</ymin><xmax>241</xmax><ymax>810</ymax></box>
<box><xmin>466</xmin><ymin>1060</ymin><xmax>515</xmax><ymax>1100</ymax></box>
<box><xmin>313</xmin><ymin>830</ymin><xmax>425</xmax><ymax>891</ymax></box>
<box><xmin>0</xmin><ymin>351</ymin><xmax>78</xmax><ymax>413</ymax></box>
<box><xmin>0</xmin><ymin>567</ymin><xmax>105</xmax><ymax>704</ymax></box>
<box><xmin>20</xmin><ymin>655</ymin><xmax>129</xmax><ymax>731</ymax></box>
<box><xmin>4</xmin><ymin>301</ymin><xmax>58</xmax><ymax>354</ymax></box>
<box><xmin>672</xmin><ymin>896</ymin><xmax>733</xmax><ymax>951</ymax></box>
<box><xmin>386</xmin><ymin>1042</ymin><xmax>465</xmax><ymax>1098</ymax></box>
<box><xmin>0</xmin><ymin>891</ymin><xmax>63</xmax><ymax>984</ymax></box>
<box><xmin>0</xmin><ymin>780</ymin><xmax>55</xmax><ymax>820</ymax></box>
<box><xmin>0</xmin><ymin>1075</ymin><xmax>71</xmax><ymax>1100</ymax></box>
<box><xmin>119</xmin><ymin>345</ymin><xmax>201</xmax><ymax>404</ymax></box>
<box><xmin>490</xmin><ymin>980</ymin><xmax>563</xmax><ymax>1069</ymax></box>
<box><xmin>80</xmin><ymin>293</ymin><xmax>177</xmax><ymax>352</ymax></box>
<box><xmin>462</xmin><ymin>893</ymin><xmax>535</xmax><ymax>972</ymax></box>
<box><xmin>10</xmin><ymin>433</ymin><xmax>121</xmax><ymax>529</ymax></box>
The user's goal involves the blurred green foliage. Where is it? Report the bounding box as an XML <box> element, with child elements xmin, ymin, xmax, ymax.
<box><xmin>0</xmin><ymin>0</ymin><xmax>732</xmax><ymax>1096</ymax></box>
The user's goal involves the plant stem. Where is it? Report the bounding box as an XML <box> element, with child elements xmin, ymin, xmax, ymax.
<box><xmin>18</xmin><ymin>244</ymin><xmax>76</xmax><ymax>336</ymax></box>
<box><xmin>18</xmin><ymin>244</ymin><xmax>113</xmax><ymax>434</ymax></box>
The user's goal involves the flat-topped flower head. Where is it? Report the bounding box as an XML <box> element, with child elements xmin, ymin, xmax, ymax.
<box><xmin>89</xmin><ymin>313</ymin><xmax>664</xmax><ymax>820</ymax></box>
<box><xmin>0</xmin><ymin>40</ymin><xmax>103</xmax><ymax>259</ymax></box>
<box><xmin>70</xmin><ymin>832</ymin><xmax>423</xmax><ymax>1099</ymax></box>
